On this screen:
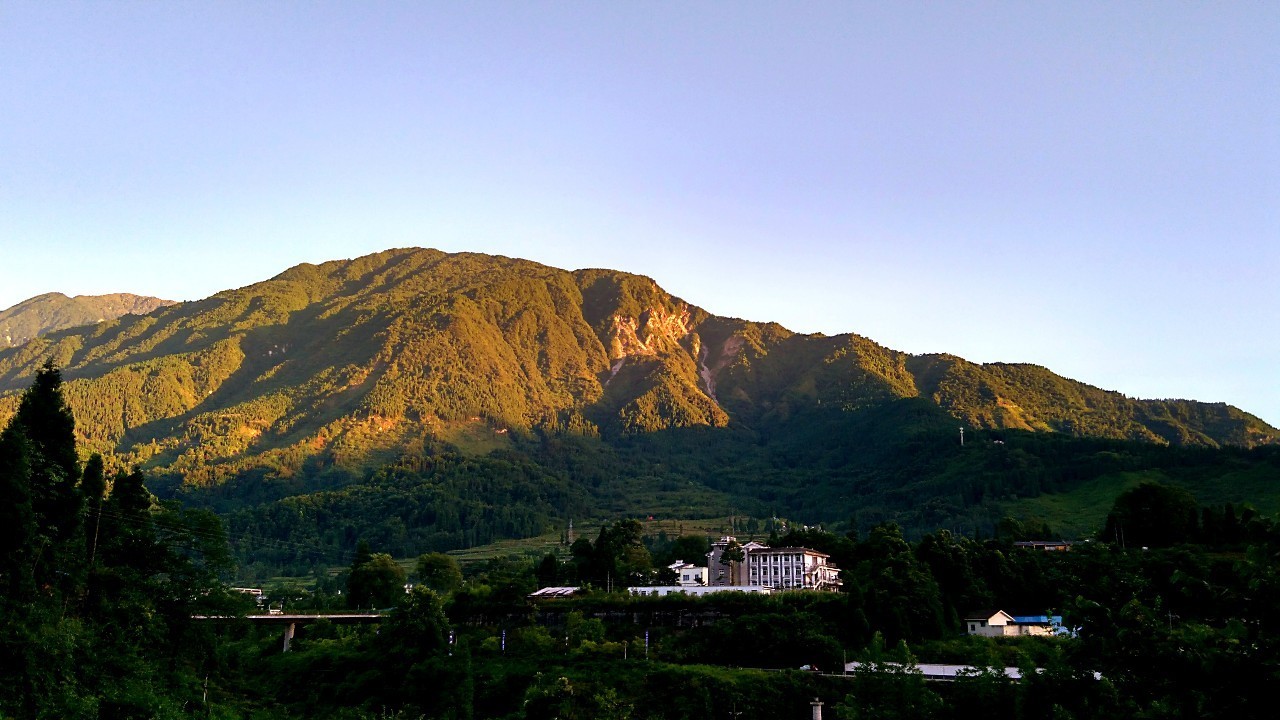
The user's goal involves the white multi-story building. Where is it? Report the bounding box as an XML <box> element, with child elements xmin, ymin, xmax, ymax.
<box><xmin>707</xmin><ymin>536</ymin><xmax>842</xmax><ymax>591</ymax></box>
<box><xmin>744</xmin><ymin>546</ymin><xmax>842</xmax><ymax>591</ymax></box>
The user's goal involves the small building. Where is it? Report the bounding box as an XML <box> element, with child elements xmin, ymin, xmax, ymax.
<box><xmin>1013</xmin><ymin>540</ymin><xmax>1074</xmax><ymax>552</ymax></box>
<box><xmin>231</xmin><ymin>587</ymin><xmax>266</xmax><ymax>606</ymax></box>
<box><xmin>964</xmin><ymin>610</ymin><xmax>1066</xmax><ymax>637</ymax></box>
<box><xmin>669</xmin><ymin>560</ymin><xmax>708</xmax><ymax>586</ymax></box>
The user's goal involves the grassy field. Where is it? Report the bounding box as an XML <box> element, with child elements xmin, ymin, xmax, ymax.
<box><xmin>999</xmin><ymin>471</ymin><xmax>1158</xmax><ymax>538</ymax></box>
<box><xmin>444</xmin><ymin>516</ymin><xmax>742</xmax><ymax>564</ymax></box>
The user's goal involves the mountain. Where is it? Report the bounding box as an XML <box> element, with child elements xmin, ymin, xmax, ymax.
<box><xmin>0</xmin><ymin>292</ymin><xmax>175</xmax><ymax>348</ymax></box>
<box><xmin>0</xmin><ymin>248</ymin><xmax>1275</xmax><ymax>567</ymax></box>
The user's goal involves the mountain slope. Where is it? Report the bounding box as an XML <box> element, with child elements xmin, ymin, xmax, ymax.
<box><xmin>0</xmin><ymin>248</ymin><xmax>1273</xmax><ymax>486</ymax></box>
<box><xmin>0</xmin><ymin>292</ymin><xmax>174</xmax><ymax>348</ymax></box>
<box><xmin>0</xmin><ymin>248</ymin><xmax>1277</xmax><ymax>569</ymax></box>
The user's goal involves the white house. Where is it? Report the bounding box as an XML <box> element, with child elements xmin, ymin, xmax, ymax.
<box><xmin>668</xmin><ymin>560</ymin><xmax>708</xmax><ymax>586</ymax></box>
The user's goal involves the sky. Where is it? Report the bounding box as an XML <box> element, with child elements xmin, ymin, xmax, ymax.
<box><xmin>1</xmin><ymin>1</ymin><xmax>1277</xmax><ymax>426</ymax></box>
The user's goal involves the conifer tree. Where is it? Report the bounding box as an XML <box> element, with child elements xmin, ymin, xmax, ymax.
<box><xmin>99</xmin><ymin>467</ymin><xmax>161</xmax><ymax>573</ymax></box>
<box><xmin>9</xmin><ymin>362</ymin><xmax>84</xmax><ymax>599</ymax></box>
<box><xmin>0</xmin><ymin>424</ymin><xmax>36</xmax><ymax>600</ymax></box>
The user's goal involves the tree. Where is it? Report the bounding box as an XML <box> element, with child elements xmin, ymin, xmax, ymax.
<box><xmin>95</xmin><ymin>467</ymin><xmax>162</xmax><ymax>578</ymax></box>
<box><xmin>416</xmin><ymin>551</ymin><xmax>463</xmax><ymax>594</ymax></box>
<box><xmin>0</xmin><ymin>370</ymin><xmax>239</xmax><ymax>717</ymax></box>
<box><xmin>7</xmin><ymin>362</ymin><xmax>83</xmax><ymax>599</ymax></box>
<box><xmin>719</xmin><ymin>539</ymin><xmax>745</xmax><ymax>586</ymax></box>
<box><xmin>655</xmin><ymin>534</ymin><xmax>710</xmax><ymax>568</ymax></box>
<box><xmin>837</xmin><ymin>633</ymin><xmax>942</xmax><ymax>720</ymax></box>
<box><xmin>380</xmin><ymin>585</ymin><xmax>451</xmax><ymax>659</ymax></box>
<box><xmin>347</xmin><ymin>552</ymin><xmax>406</xmax><ymax>609</ymax></box>
<box><xmin>853</xmin><ymin>524</ymin><xmax>945</xmax><ymax>641</ymax></box>
<box><xmin>1104</xmin><ymin>482</ymin><xmax>1200</xmax><ymax>548</ymax></box>
<box><xmin>536</xmin><ymin>552</ymin><xmax>561</xmax><ymax>588</ymax></box>
<box><xmin>0</xmin><ymin>424</ymin><xmax>36</xmax><ymax>600</ymax></box>
<box><xmin>584</xmin><ymin>520</ymin><xmax>652</xmax><ymax>588</ymax></box>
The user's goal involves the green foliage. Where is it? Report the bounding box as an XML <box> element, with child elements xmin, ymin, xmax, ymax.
<box><xmin>379</xmin><ymin>586</ymin><xmax>451</xmax><ymax>660</ymax></box>
<box><xmin>838</xmin><ymin>634</ymin><xmax>943</xmax><ymax>720</ymax></box>
<box><xmin>0</xmin><ymin>249</ymin><xmax>1276</xmax><ymax>584</ymax></box>
<box><xmin>1</xmin><ymin>247</ymin><xmax>1270</xmax><ymax>476</ymax></box>
<box><xmin>1103</xmin><ymin>481</ymin><xmax>1201</xmax><ymax>548</ymax></box>
<box><xmin>416</xmin><ymin>551</ymin><xmax>463</xmax><ymax>595</ymax></box>
<box><xmin>197</xmin><ymin>500</ymin><xmax>1280</xmax><ymax>719</ymax></box>
<box><xmin>0</xmin><ymin>367</ymin><xmax>240</xmax><ymax>718</ymax></box>
<box><xmin>346</xmin><ymin>551</ymin><xmax>406</xmax><ymax>609</ymax></box>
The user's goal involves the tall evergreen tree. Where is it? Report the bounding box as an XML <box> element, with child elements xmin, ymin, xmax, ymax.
<box><xmin>0</xmin><ymin>424</ymin><xmax>36</xmax><ymax>600</ymax></box>
<box><xmin>98</xmin><ymin>467</ymin><xmax>161</xmax><ymax>573</ymax></box>
<box><xmin>8</xmin><ymin>362</ymin><xmax>84</xmax><ymax>599</ymax></box>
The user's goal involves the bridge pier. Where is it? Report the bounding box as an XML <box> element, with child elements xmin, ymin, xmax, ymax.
<box><xmin>282</xmin><ymin>622</ymin><xmax>296</xmax><ymax>653</ymax></box>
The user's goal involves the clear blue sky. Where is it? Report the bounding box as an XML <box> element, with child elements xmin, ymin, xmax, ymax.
<box><xmin>2</xmin><ymin>2</ymin><xmax>1277</xmax><ymax>426</ymax></box>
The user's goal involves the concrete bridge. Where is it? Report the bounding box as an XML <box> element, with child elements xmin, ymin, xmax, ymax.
<box><xmin>195</xmin><ymin>613</ymin><xmax>387</xmax><ymax>652</ymax></box>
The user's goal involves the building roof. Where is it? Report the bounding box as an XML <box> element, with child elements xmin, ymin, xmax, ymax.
<box><xmin>1013</xmin><ymin>540</ymin><xmax>1075</xmax><ymax>550</ymax></box>
<box><xmin>963</xmin><ymin>609</ymin><xmax>1016</xmax><ymax>622</ymax></box>
<box><xmin>628</xmin><ymin>585</ymin><xmax>775</xmax><ymax>596</ymax></box>
<box><xmin>528</xmin><ymin>586</ymin><xmax>582</xmax><ymax>599</ymax></box>
<box><xmin>748</xmin><ymin>546</ymin><xmax>830</xmax><ymax>557</ymax></box>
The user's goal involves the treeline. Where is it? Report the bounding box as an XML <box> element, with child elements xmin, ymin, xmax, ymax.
<box><xmin>0</xmin><ymin>364</ymin><xmax>242</xmax><ymax>717</ymax></box>
<box><xmin>3</xmin><ymin>248</ymin><xmax>1274</xmax><ymax>529</ymax></box>
<box><xmin>219</xmin><ymin>486</ymin><xmax>1280</xmax><ymax>718</ymax></box>
<box><xmin>169</xmin><ymin>394</ymin><xmax>1280</xmax><ymax>580</ymax></box>
<box><xmin>5</xmin><ymin>354</ymin><xmax>1265</xmax><ymax>718</ymax></box>
<box><xmin>220</xmin><ymin>449</ymin><xmax>590</xmax><ymax>577</ymax></box>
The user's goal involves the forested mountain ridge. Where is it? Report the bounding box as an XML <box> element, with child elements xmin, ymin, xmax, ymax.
<box><xmin>0</xmin><ymin>292</ymin><xmax>174</xmax><ymax>348</ymax></box>
<box><xmin>0</xmin><ymin>247</ymin><xmax>1273</xmax><ymax>485</ymax></box>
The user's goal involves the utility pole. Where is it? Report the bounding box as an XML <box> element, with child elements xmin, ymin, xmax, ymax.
<box><xmin>959</xmin><ymin>427</ymin><xmax>965</xmax><ymax>447</ymax></box>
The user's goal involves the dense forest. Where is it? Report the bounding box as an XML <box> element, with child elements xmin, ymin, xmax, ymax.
<box><xmin>0</xmin><ymin>364</ymin><xmax>240</xmax><ymax>717</ymax></box>
<box><xmin>1</xmin><ymin>250</ymin><xmax>1277</xmax><ymax>716</ymax></box>
<box><xmin>3</xmin><ymin>366</ymin><xmax>1277</xmax><ymax>718</ymax></box>
<box><xmin>0</xmin><ymin>249</ymin><xmax>1274</xmax><ymax>579</ymax></box>
<box><xmin>208</xmin><ymin>399</ymin><xmax>1280</xmax><ymax>578</ymax></box>
<box><xmin>1</xmin><ymin>249</ymin><xmax>1273</xmax><ymax>577</ymax></box>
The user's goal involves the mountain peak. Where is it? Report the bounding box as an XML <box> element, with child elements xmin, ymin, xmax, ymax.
<box><xmin>0</xmin><ymin>247</ymin><xmax>1272</xmax><ymax>492</ymax></box>
<box><xmin>0</xmin><ymin>292</ymin><xmax>175</xmax><ymax>349</ymax></box>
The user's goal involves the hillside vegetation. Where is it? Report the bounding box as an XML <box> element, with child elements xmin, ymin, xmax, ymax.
<box><xmin>0</xmin><ymin>248</ymin><xmax>1275</xmax><ymax>566</ymax></box>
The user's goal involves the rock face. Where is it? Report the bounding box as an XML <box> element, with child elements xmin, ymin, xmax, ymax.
<box><xmin>0</xmin><ymin>292</ymin><xmax>174</xmax><ymax>348</ymax></box>
<box><xmin>607</xmin><ymin>306</ymin><xmax>692</xmax><ymax>360</ymax></box>
<box><xmin>0</xmin><ymin>247</ymin><xmax>1274</xmax><ymax>490</ymax></box>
